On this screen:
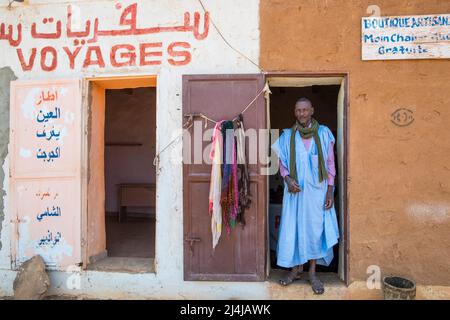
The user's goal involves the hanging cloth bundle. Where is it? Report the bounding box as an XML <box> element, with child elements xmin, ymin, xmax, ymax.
<box><xmin>220</xmin><ymin>120</ymin><xmax>238</xmax><ymax>233</ymax></box>
<box><xmin>208</xmin><ymin>116</ymin><xmax>251</xmax><ymax>248</ymax></box>
<box><xmin>235</xmin><ymin>117</ymin><xmax>251</xmax><ymax>225</ymax></box>
<box><xmin>209</xmin><ymin>121</ymin><xmax>224</xmax><ymax>249</ymax></box>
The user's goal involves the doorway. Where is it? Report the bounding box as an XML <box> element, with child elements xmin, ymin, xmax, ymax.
<box><xmin>266</xmin><ymin>75</ymin><xmax>348</xmax><ymax>283</ymax></box>
<box><xmin>83</xmin><ymin>76</ymin><xmax>157</xmax><ymax>273</ymax></box>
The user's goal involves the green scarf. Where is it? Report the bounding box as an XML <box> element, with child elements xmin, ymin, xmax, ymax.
<box><xmin>289</xmin><ymin>119</ymin><xmax>328</xmax><ymax>183</ymax></box>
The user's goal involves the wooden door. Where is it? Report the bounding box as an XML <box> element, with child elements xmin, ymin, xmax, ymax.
<box><xmin>10</xmin><ymin>79</ymin><xmax>82</xmax><ymax>270</ymax></box>
<box><xmin>183</xmin><ymin>74</ymin><xmax>266</xmax><ymax>281</ymax></box>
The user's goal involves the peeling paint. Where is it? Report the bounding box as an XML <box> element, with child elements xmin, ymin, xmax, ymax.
<box><xmin>0</xmin><ymin>67</ymin><xmax>17</xmax><ymax>252</ymax></box>
<box><xmin>17</xmin><ymin>216</ymin><xmax>74</xmax><ymax>268</ymax></box>
<box><xmin>408</xmin><ymin>203</ymin><xmax>450</xmax><ymax>223</ymax></box>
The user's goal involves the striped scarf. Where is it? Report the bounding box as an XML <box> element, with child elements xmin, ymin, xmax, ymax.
<box><xmin>290</xmin><ymin>119</ymin><xmax>328</xmax><ymax>183</ymax></box>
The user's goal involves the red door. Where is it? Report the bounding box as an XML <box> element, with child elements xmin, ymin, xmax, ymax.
<box><xmin>183</xmin><ymin>74</ymin><xmax>267</xmax><ymax>281</ymax></box>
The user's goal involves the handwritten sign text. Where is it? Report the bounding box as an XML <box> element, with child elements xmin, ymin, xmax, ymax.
<box><xmin>362</xmin><ymin>14</ymin><xmax>450</xmax><ymax>60</ymax></box>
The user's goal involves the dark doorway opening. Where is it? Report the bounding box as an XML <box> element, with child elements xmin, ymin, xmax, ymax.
<box><xmin>104</xmin><ymin>88</ymin><xmax>156</xmax><ymax>262</ymax></box>
<box><xmin>268</xmin><ymin>84</ymin><xmax>341</xmax><ymax>275</ymax></box>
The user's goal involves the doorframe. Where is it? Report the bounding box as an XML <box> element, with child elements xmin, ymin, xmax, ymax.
<box><xmin>80</xmin><ymin>75</ymin><xmax>158</xmax><ymax>270</ymax></box>
<box><xmin>264</xmin><ymin>72</ymin><xmax>350</xmax><ymax>286</ymax></box>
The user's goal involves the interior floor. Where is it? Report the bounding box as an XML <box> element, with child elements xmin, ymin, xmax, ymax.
<box><xmin>87</xmin><ymin>215</ymin><xmax>155</xmax><ymax>273</ymax></box>
<box><xmin>105</xmin><ymin>215</ymin><xmax>155</xmax><ymax>258</ymax></box>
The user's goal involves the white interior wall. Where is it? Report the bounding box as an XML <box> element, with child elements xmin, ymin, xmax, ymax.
<box><xmin>104</xmin><ymin>88</ymin><xmax>156</xmax><ymax>215</ymax></box>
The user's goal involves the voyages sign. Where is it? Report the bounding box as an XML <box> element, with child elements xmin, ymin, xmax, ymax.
<box><xmin>0</xmin><ymin>2</ymin><xmax>209</xmax><ymax>72</ymax></box>
<box><xmin>362</xmin><ymin>14</ymin><xmax>450</xmax><ymax>60</ymax></box>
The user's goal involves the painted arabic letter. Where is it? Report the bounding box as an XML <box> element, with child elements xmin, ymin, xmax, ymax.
<box><xmin>48</xmin><ymin>150</ymin><xmax>55</xmax><ymax>159</ymax></box>
<box><xmin>36</xmin><ymin>128</ymin><xmax>46</xmax><ymax>138</ymax></box>
<box><xmin>46</xmin><ymin>130</ymin><xmax>54</xmax><ymax>141</ymax></box>
<box><xmin>0</xmin><ymin>23</ymin><xmax>22</xmax><ymax>46</ymax></box>
<box><xmin>87</xmin><ymin>18</ymin><xmax>99</xmax><ymax>44</ymax></box>
<box><xmin>0</xmin><ymin>23</ymin><xmax>6</xmax><ymax>39</ymax></box>
<box><xmin>37</xmin><ymin>110</ymin><xmax>46</xmax><ymax>123</ymax></box>
<box><xmin>53</xmin><ymin>129</ymin><xmax>61</xmax><ymax>138</ymax></box>
<box><xmin>193</xmin><ymin>12</ymin><xmax>210</xmax><ymax>40</ymax></box>
<box><xmin>8</xmin><ymin>23</ymin><xmax>22</xmax><ymax>47</ymax></box>
<box><xmin>43</xmin><ymin>91</ymin><xmax>55</xmax><ymax>101</ymax></box>
<box><xmin>31</xmin><ymin>20</ymin><xmax>62</xmax><ymax>39</ymax></box>
<box><xmin>45</xmin><ymin>111</ymin><xmax>54</xmax><ymax>121</ymax></box>
<box><xmin>36</xmin><ymin>91</ymin><xmax>45</xmax><ymax>105</ymax></box>
<box><xmin>98</xmin><ymin>4</ymin><xmax>138</xmax><ymax>36</ymax></box>
<box><xmin>184</xmin><ymin>12</ymin><xmax>191</xmax><ymax>29</ymax></box>
<box><xmin>119</xmin><ymin>3</ymin><xmax>138</xmax><ymax>32</ymax></box>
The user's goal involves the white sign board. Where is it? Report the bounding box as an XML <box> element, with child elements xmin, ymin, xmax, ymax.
<box><xmin>362</xmin><ymin>14</ymin><xmax>450</xmax><ymax>60</ymax></box>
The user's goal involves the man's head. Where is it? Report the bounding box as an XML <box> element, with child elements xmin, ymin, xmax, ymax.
<box><xmin>294</xmin><ymin>97</ymin><xmax>314</xmax><ymax>127</ymax></box>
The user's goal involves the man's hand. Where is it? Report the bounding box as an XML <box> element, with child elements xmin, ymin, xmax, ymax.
<box><xmin>285</xmin><ymin>176</ymin><xmax>301</xmax><ymax>193</ymax></box>
<box><xmin>325</xmin><ymin>186</ymin><xmax>334</xmax><ymax>209</ymax></box>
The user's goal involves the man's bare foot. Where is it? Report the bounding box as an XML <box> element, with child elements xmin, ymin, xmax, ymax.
<box><xmin>279</xmin><ymin>266</ymin><xmax>303</xmax><ymax>286</ymax></box>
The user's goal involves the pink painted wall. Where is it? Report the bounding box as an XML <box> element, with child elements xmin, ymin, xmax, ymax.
<box><xmin>104</xmin><ymin>88</ymin><xmax>156</xmax><ymax>214</ymax></box>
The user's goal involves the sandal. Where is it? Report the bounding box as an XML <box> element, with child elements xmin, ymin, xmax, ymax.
<box><xmin>309</xmin><ymin>277</ymin><xmax>325</xmax><ymax>294</ymax></box>
<box><xmin>279</xmin><ymin>266</ymin><xmax>302</xmax><ymax>286</ymax></box>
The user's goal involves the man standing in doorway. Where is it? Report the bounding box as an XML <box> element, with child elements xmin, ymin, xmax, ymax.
<box><xmin>271</xmin><ymin>97</ymin><xmax>339</xmax><ymax>294</ymax></box>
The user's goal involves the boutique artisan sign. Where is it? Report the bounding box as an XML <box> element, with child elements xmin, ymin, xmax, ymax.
<box><xmin>362</xmin><ymin>14</ymin><xmax>450</xmax><ymax>60</ymax></box>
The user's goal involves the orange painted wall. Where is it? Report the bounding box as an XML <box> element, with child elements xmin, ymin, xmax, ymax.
<box><xmin>87</xmin><ymin>83</ymin><xmax>106</xmax><ymax>260</ymax></box>
<box><xmin>260</xmin><ymin>0</ymin><xmax>450</xmax><ymax>285</ymax></box>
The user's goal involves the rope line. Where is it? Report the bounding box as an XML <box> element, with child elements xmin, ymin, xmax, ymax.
<box><xmin>197</xmin><ymin>0</ymin><xmax>264</xmax><ymax>72</ymax></box>
<box><xmin>153</xmin><ymin>0</ymin><xmax>270</xmax><ymax>166</ymax></box>
<box><xmin>153</xmin><ymin>82</ymin><xmax>271</xmax><ymax>166</ymax></box>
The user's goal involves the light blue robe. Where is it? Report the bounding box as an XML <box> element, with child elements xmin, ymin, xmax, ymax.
<box><xmin>271</xmin><ymin>125</ymin><xmax>339</xmax><ymax>267</ymax></box>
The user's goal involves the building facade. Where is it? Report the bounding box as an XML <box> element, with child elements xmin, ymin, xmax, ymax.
<box><xmin>0</xmin><ymin>0</ymin><xmax>449</xmax><ymax>299</ymax></box>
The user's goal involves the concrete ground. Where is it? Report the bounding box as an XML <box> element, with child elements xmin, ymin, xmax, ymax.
<box><xmin>267</xmin><ymin>269</ymin><xmax>450</xmax><ymax>300</ymax></box>
<box><xmin>2</xmin><ymin>217</ymin><xmax>449</xmax><ymax>300</ymax></box>
<box><xmin>2</xmin><ymin>275</ymin><xmax>450</xmax><ymax>300</ymax></box>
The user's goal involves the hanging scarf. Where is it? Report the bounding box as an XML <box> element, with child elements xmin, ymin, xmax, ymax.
<box><xmin>209</xmin><ymin>121</ymin><xmax>224</xmax><ymax>249</ymax></box>
<box><xmin>209</xmin><ymin>117</ymin><xmax>250</xmax><ymax>247</ymax></box>
<box><xmin>220</xmin><ymin>121</ymin><xmax>237</xmax><ymax>234</ymax></box>
<box><xmin>290</xmin><ymin>118</ymin><xmax>328</xmax><ymax>183</ymax></box>
<box><xmin>235</xmin><ymin>118</ymin><xmax>251</xmax><ymax>225</ymax></box>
